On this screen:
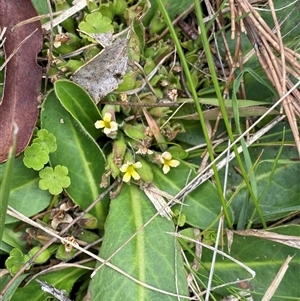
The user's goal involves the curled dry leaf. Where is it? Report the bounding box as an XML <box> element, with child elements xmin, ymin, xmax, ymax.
<box><xmin>0</xmin><ymin>0</ymin><xmax>42</xmax><ymax>162</ymax></box>
<box><xmin>71</xmin><ymin>38</ymin><xmax>128</xmax><ymax>103</ymax></box>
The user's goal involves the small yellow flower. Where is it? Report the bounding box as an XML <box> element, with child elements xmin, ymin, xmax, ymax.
<box><xmin>94</xmin><ymin>113</ymin><xmax>118</xmax><ymax>135</ymax></box>
<box><xmin>160</xmin><ymin>152</ymin><xmax>180</xmax><ymax>174</ymax></box>
<box><xmin>120</xmin><ymin>161</ymin><xmax>142</xmax><ymax>182</ymax></box>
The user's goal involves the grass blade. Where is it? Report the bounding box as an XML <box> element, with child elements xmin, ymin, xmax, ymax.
<box><xmin>0</xmin><ymin>124</ymin><xmax>17</xmax><ymax>241</ymax></box>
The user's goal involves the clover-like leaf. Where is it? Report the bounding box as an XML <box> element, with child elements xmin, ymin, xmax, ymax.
<box><xmin>5</xmin><ymin>248</ymin><xmax>30</xmax><ymax>276</ymax></box>
<box><xmin>33</xmin><ymin>129</ymin><xmax>57</xmax><ymax>153</ymax></box>
<box><xmin>23</xmin><ymin>143</ymin><xmax>49</xmax><ymax>170</ymax></box>
<box><xmin>39</xmin><ymin>165</ymin><xmax>71</xmax><ymax>195</ymax></box>
<box><xmin>78</xmin><ymin>12</ymin><xmax>113</xmax><ymax>35</ymax></box>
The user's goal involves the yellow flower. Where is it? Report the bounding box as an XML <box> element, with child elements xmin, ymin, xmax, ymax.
<box><xmin>160</xmin><ymin>152</ymin><xmax>180</xmax><ymax>174</ymax></box>
<box><xmin>120</xmin><ymin>161</ymin><xmax>142</xmax><ymax>182</ymax></box>
<box><xmin>94</xmin><ymin>113</ymin><xmax>118</xmax><ymax>135</ymax></box>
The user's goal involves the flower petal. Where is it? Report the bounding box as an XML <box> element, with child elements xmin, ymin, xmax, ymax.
<box><xmin>95</xmin><ymin>120</ymin><xmax>105</xmax><ymax>129</ymax></box>
<box><xmin>103</xmin><ymin>112</ymin><xmax>112</xmax><ymax>122</ymax></box>
<box><xmin>162</xmin><ymin>164</ymin><xmax>170</xmax><ymax>174</ymax></box>
<box><xmin>123</xmin><ymin>172</ymin><xmax>131</xmax><ymax>182</ymax></box>
<box><xmin>131</xmin><ymin>170</ymin><xmax>141</xmax><ymax>180</ymax></box>
<box><xmin>120</xmin><ymin>164</ymin><xmax>129</xmax><ymax>172</ymax></box>
<box><xmin>103</xmin><ymin>127</ymin><xmax>112</xmax><ymax>135</ymax></box>
<box><xmin>133</xmin><ymin>162</ymin><xmax>142</xmax><ymax>169</ymax></box>
<box><xmin>169</xmin><ymin>159</ymin><xmax>180</xmax><ymax>167</ymax></box>
<box><xmin>110</xmin><ymin>121</ymin><xmax>118</xmax><ymax>131</ymax></box>
<box><xmin>162</xmin><ymin>151</ymin><xmax>172</xmax><ymax>160</ymax></box>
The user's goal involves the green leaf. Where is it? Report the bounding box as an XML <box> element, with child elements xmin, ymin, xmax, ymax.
<box><xmin>0</xmin><ymin>157</ymin><xmax>51</xmax><ymax>224</ymax></box>
<box><xmin>39</xmin><ymin>165</ymin><xmax>71</xmax><ymax>195</ymax></box>
<box><xmin>113</xmin><ymin>0</ymin><xmax>127</xmax><ymax>16</ymax></box>
<box><xmin>54</xmin><ymin>80</ymin><xmax>102</xmax><ymax>140</ymax></box>
<box><xmin>78</xmin><ymin>11</ymin><xmax>113</xmax><ymax>34</ymax></box>
<box><xmin>123</xmin><ymin>123</ymin><xmax>146</xmax><ymax>141</ymax></box>
<box><xmin>23</xmin><ymin>143</ymin><xmax>49</xmax><ymax>171</ymax></box>
<box><xmin>173</xmin><ymin>209</ymin><xmax>186</xmax><ymax>227</ymax></box>
<box><xmin>28</xmin><ymin>246</ymin><xmax>51</xmax><ymax>264</ymax></box>
<box><xmin>0</xmin><ymin>274</ymin><xmax>28</xmax><ymax>301</ymax></box>
<box><xmin>89</xmin><ymin>184</ymin><xmax>189</xmax><ymax>300</ymax></box>
<box><xmin>227</xmin><ymin>159</ymin><xmax>300</xmax><ymax>223</ymax></box>
<box><xmin>0</xmin><ymin>127</ymin><xmax>16</xmax><ymax>242</ymax></box>
<box><xmin>143</xmin><ymin>0</ymin><xmax>194</xmax><ymax>26</ymax></box>
<box><xmin>5</xmin><ymin>248</ymin><xmax>30</xmax><ymax>276</ymax></box>
<box><xmin>10</xmin><ymin>266</ymin><xmax>89</xmax><ymax>301</ymax></box>
<box><xmin>1</xmin><ymin>224</ymin><xmax>28</xmax><ymax>252</ymax></box>
<box><xmin>33</xmin><ymin>129</ymin><xmax>57</xmax><ymax>153</ymax></box>
<box><xmin>135</xmin><ymin>156</ymin><xmax>153</xmax><ymax>183</ymax></box>
<box><xmin>41</xmin><ymin>91</ymin><xmax>108</xmax><ymax>227</ymax></box>
<box><xmin>152</xmin><ymin>162</ymin><xmax>232</xmax><ymax>229</ymax></box>
<box><xmin>199</xmin><ymin>225</ymin><xmax>300</xmax><ymax>300</ymax></box>
<box><xmin>31</xmin><ymin>0</ymin><xmax>49</xmax><ymax>16</ymax></box>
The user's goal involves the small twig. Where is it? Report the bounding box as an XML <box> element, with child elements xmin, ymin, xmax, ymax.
<box><xmin>0</xmin><ymin>28</ymin><xmax>38</xmax><ymax>71</ymax></box>
<box><xmin>42</xmin><ymin>0</ymin><xmax>87</xmax><ymax>31</ymax></box>
<box><xmin>28</xmin><ymin>259</ymin><xmax>94</xmax><ymax>283</ymax></box>
<box><xmin>0</xmin><ymin>27</ymin><xmax>7</xmax><ymax>48</ymax></box>
<box><xmin>236</xmin><ymin>0</ymin><xmax>300</xmax><ymax>155</ymax></box>
<box><xmin>35</xmin><ymin>279</ymin><xmax>72</xmax><ymax>301</ymax></box>
<box><xmin>36</xmin><ymin>279</ymin><xmax>73</xmax><ymax>301</ymax></box>
<box><xmin>261</xmin><ymin>255</ymin><xmax>294</xmax><ymax>301</ymax></box>
<box><xmin>44</xmin><ymin>0</ymin><xmax>54</xmax><ymax>93</ymax></box>
<box><xmin>11</xmin><ymin>12</ymin><xmax>61</xmax><ymax>31</ymax></box>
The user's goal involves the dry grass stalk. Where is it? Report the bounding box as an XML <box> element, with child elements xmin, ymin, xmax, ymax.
<box><xmin>232</xmin><ymin>0</ymin><xmax>300</xmax><ymax>155</ymax></box>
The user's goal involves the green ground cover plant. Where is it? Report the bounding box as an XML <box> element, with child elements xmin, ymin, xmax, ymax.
<box><xmin>0</xmin><ymin>0</ymin><xmax>299</xmax><ymax>300</ymax></box>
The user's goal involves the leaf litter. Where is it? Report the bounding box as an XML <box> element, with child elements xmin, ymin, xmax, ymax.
<box><xmin>71</xmin><ymin>35</ymin><xmax>128</xmax><ymax>103</ymax></box>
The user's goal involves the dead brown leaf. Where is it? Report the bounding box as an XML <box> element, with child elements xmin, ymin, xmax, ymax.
<box><xmin>0</xmin><ymin>0</ymin><xmax>42</xmax><ymax>162</ymax></box>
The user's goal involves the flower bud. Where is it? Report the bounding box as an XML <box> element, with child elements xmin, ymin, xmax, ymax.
<box><xmin>112</xmin><ymin>135</ymin><xmax>127</xmax><ymax>167</ymax></box>
<box><xmin>28</xmin><ymin>246</ymin><xmax>51</xmax><ymax>264</ymax></box>
<box><xmin>78</xmin><ymin>213</ymin><xmax>98</xmax><ymax>229</ymax></box>
<box><xmin>76</xmin><ymin>229</ymin><xmax>100</xmax><ymax>244</ymax></box>
<box><xmin>56</xmin><ymin>244</ymin><xmax>76</xmax><ymax>261</ymax></box>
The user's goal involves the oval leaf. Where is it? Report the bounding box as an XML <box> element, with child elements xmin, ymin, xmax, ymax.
<box><xmin>41</xmin><ymin>91</ymin><xmax>108</xmax><ymax>227</ymax></box>
<box><xmin>152</xmin><ymin>162</ymin><xmax>232</xmax><ymax>229</ymax></box>
<box><xmin>227</xmin><ymin>160</ymin><xmax>300</xmax><ymax>223</ymax></box>
<box><xmin>0</xmin><ymin>157</ymin><xmax>51</xmax><ymax>224</ymax></box>
<box><xmin>200</xmin><ymin>225</ymin><xmax>300</xmax><ymax>300</ymax></box>
<box><xmin>54</xmin><ymin>80</ymin><xmax>102</xmax><ymax>139</ymax></box>
<box><xmin>89</xmin><ymin>184</ymin><xmax>189</xmax><ymax>300</ymax></box>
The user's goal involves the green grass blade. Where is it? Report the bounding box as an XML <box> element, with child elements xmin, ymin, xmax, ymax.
<box><xmin>233</xmin><ymin>71</ymin><xmax>267</xmax><ymax>228</ymax></box>
<box><xmin>247</xmin><ymin>130</ymin><xmax>286</xmax><ymax>228</ymax></box>
<box><xmin>0</xmin><ymin>125</ymin><xmax>17</xmax><ymax>242</ymax></box>
<box><xmin>156</xmin><ymin>0</ymin><xmax>233</xmax><ymax>228</ymax></box>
